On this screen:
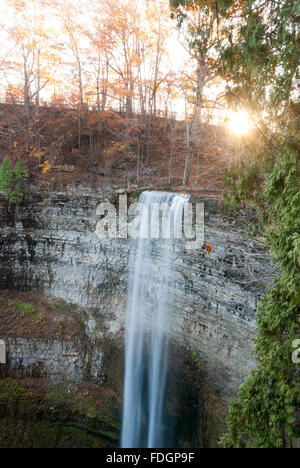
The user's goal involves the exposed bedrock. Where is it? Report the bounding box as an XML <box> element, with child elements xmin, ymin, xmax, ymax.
<box><xmin>0</xmin><ymin>186</ymin><xmax>274</xmax><ymax>444</ymax></box>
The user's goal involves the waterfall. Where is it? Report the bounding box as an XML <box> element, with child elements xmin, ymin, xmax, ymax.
<box><xmin>121</xmin><ymin>191</ymin><xmax>190</xmax><ymax>448</ymax></box>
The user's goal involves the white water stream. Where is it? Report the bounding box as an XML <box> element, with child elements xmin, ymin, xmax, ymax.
<box><xmin>121</xmin><ymin>191</ymin><xmax>189</xmax><ymax>448</ymax></box>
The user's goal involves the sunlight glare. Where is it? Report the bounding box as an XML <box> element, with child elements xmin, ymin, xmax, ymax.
<box><xmin>228</xmin><ymin>110</ymin><xmax>252</xmax><ymax>136</ymax></box>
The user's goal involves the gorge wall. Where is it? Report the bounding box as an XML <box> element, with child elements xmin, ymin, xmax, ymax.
<box><xmin>0</xmin><ymin>185</ymin><xmax>274</xmax><ymax>445</ymax></box>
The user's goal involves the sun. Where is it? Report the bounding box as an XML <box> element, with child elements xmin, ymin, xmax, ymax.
<box><xmin>228</xmin><ymin>110</ymin><xmax>252</xmax><ymax>136</ymax></box>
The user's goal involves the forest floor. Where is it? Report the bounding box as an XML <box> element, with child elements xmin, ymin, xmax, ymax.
<box><xmin>0</xmin><ymin>377</ymin><xmax>120</xmax><ymax>448</ymax></box>
<box><xmin>0</xmin><ymin>103</ymin><xmax>231</xmax><ymax>196</ymax></box>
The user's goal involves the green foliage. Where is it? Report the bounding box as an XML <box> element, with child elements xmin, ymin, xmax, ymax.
<box><xmin>46</xmin><ymin>385</ymin><xmax>77</xmax><ymax>404</ymax></box>
<box><xmin>0</xmin><ymin>156</ymin><xmax>13</xmax><ymax>195</ymax></box>
<box><xmin>0</xmin><ymin>378</ymin><xmax>34</xmax><ymax>404</ymax></box>
<box><xmin>14</xmin><ymin>158</ymin><xmax>30</xmax><ymax>182</ymax></box>
<box><xmin>0</xmin><ymin>156</ymin><xmax>29</xmax><ymax>204</ymax></box>
<box><xmin>219</xmin><ymin>1</ymin><xmax>299</xmax><ymax>116</ymax></box>
<box><xmin>8</xmin><ymin>183</ymin><xmax>23</xmax><ymax>204</ymax></box>
<box><xmin>223</xmin><ymin>159</ymin><xmax>263</xmax><ymax>210</ymax></box>
<box><xmin>11</xmin><ymin>158</ymin><xmax>29</xmax><ymax>204</ymax></box>
<box><xmin>220</xmin><ymin>2</ymin><xmax>300</xmax><ymax>447</ymax></box>
<box><xmin>173</xmin><ymin>0</ymin><xmax>300</xmax><ymax>448</ymax></box>
<box><xmin>220</xmin><ymin>137</ymin><xmax>300</xmax><ymax>448</ymax></box>
<box><xmin>14</xmin><ymin>301</ymin><xmax>47</xmax><ymax>326</ymax></box>
<box><xmin>15</xmin><ymin>301</ymin><xmax>36</xmax><ymax>318</ymax></box>
<box><xmin>0</xmin><ymin>295</ymin><xmax>6</xmax><ymax>307</ymax></box>
<box><xmin>0</xmin><ymin>379</ymin><xmax>119</xmax><ymax>448</ymax></box>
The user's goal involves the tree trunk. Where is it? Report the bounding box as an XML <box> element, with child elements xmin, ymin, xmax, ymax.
<box><xmin>183</xmin><ymin>120</ymin><xmax>190</xmax><ymax>186</ymax></box>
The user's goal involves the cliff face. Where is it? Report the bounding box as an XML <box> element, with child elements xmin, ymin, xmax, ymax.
<box><xmin>0</xmin><ymin>186</ymin><xmax>274</xmax><ymax>430</ymax></box>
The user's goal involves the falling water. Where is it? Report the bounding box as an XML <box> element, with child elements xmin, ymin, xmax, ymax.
<box><xmin>121</xmin><ymin>191</ymin><xmax>189</xmax><ymax>448</ymax></box>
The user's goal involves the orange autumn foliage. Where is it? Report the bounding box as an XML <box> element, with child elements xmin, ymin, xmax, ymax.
<box><xmin>205</xmin><ymin>242</ymin><xmax>212</xmax><ymax>254</ymax></box>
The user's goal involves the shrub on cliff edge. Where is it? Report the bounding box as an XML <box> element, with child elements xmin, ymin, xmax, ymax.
<box><xmin>0</xmin><ymin>156</ymin><xmax>13</xmax><ymax>197</ymax></box>
<box><xmin>0</xmin><ymin>156</ymin><xmax>29</xmax><ymax>204</ymax></box>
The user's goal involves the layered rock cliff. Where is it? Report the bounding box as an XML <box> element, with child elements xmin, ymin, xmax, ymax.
<box><xmin>0</xmin><ymin>185</ymin><xmax>275</xmax><ymax>445</ymax></box>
